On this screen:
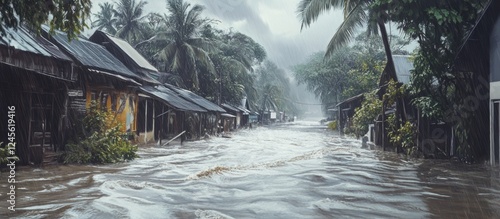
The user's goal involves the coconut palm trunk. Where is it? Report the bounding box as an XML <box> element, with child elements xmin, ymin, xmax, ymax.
<box><xmin>378</xmin><ymin>19</ymin><xmax>406</xmax><ymax>127</ymax></box>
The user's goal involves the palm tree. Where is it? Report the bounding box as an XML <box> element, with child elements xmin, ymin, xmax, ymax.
<box><xmin>114</xmin><ymin>0</ymin><xmax>148</xmax><ymax>44</ymax></box>
<box><xmin>92</xmin><ymin>3</ymin><xmax>117</xmax><ymax>35</ymax></box>
<box><xmin>297</xmin><ymin>0</ymin><xmax>397</xmax><ymax>82</ymax></box>
<box><xmin>298</xmin><ymin>0</ymin><xmax>407</xmax><ymax>152</ymax></box>
<box><xmin>157</xmin><ymin>0</ymin><xmax>215</xmax><ymax>91</ymax></box>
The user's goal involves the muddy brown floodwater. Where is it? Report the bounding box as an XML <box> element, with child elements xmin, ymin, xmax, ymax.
<box><xmin>1</xmin><ymin>119</ymin><xmax>500</xmax><ymax>218</ymax></box>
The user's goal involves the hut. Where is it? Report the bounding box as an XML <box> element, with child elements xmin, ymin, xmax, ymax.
<box><xmin>0</xmin><ymin>27</ymin><xmax>76</xmax><ymax>164</ymax></box>
<box><xmin>336</xmin><ymin>93</ymin><xmax>364</xmax><ymax>134</ymax></box>
<box><xmin>164</xmin><ymin>83</ymin><xmax>226</xmax><ymax>136</ymax></box>
<box><xmin>42</xmin><ymin>27</ymin><xmax>143</xmax><ymax>142</ymax></box>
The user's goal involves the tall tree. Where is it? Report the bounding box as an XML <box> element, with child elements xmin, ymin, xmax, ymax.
<box><xmin>158</xmin><ymin>0</ymin><xmax>215</xmax><ymax>91</ymax></box>
<box><xmin>114</xmin><ymin>0</ymin><xmax>147</xmax><ymax>44</ymax></box>
<box><xmin>92</xmin><ymin>3</ymin><xmax>117</xmax><ymax>35</ymax></box>
<box><xmin>297</xmin><ymin>0</ymin><xmax>398</xmax><ymax>93</ymax></box>
<box><xmin>374</xmin><ymin>0</ymin><xmax>488</xmax><ymax>162</ymax></box>
<box><xmin>0</xmin><ymin>0</ymin><xmax>92</xmax><ymax>39</ymax></box>
<box><xmin>199</xmin><ymin>26</ymin><xmax>266</xmax><ymax>106</ymax></box>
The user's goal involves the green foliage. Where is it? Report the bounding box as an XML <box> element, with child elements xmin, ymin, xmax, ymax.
<box><xmin>383</xmin><ymin>79</ymin><xmax>405</xmax><ymax>107</ymax></box>
<box><xmin>327</xmin><ymin>120</ymin><xmax>337</xmax><ymax>130</ymax></box>
<box><xmin>374</xmin><ymin>0</ymin><xmax>488</xmax><ymax>161</ymax></box>
<box><xmin>352</xmin><ymin>91</ymin><xmax>382</xmax><ymax>137</ymax></box>
<box><xmin>293</xmin><ymin>32</ymin><xmax>407</xmax><ymax>113</ymax></box>
<box><xmin>383</xmin><ymin>79</ymin><xmax>418</xmax><ymax>156</ymax></box>
<box><xmin>0</xmin><ymin>0</ymin><xmax>92</xmax><ymax>39</ymax></box>
<box><xmin>387</xmin><ymin>117</ymin><xmax>418</xmax><ymax>156</ymax></box>
<box><xmin>114</xmin><ymin>0</ymin><xmax>148</xmax><ymax>44</ymax></box>
<box><xmin>0</xmin><ymin>142</ymin><xmax>19</xmax><ymax>165</ymax></box>
<box><xmin>92</xmin><ymin>3</ymin><xmax>117</xmax><ymax>35</ymax></box>
<box><xmin>62</xmin><ymin>102</ymin><xmax>138</xmax><ymax>164</ymax></box>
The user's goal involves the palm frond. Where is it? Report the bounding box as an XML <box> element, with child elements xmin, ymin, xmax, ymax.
<box><xmin>325</xmin><ymin>3</ymin><xmax>366</xmax><ymax>58</ymax></box>
<box><xmin>297</xmin><ymin>0</ymin><xmax>344</xmax><ymax>30</ymax></box>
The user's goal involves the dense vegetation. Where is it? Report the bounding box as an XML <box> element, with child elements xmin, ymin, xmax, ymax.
<box><xmin>0</xmin><ymin>0</ymin><xmax>91</xmax><ymax>39</ymax></box>
<box><xmin>293</xmin><ymin>32</ymin><xmax>408</xmax><ymax>111</ymax></box>
<box><xmin>93</xmin><ymin>0</ymin><xmax>299</xmax><ymax>115</ymax></box>
<box><xmin>297</xmin><ymin>0</ymin><xmax>489</xmax><ymax>161</ymax></box>
<box><xmin>62</xmin><ymin>102</ymin><xmax>138</xmax><ymax>164</ymax></box>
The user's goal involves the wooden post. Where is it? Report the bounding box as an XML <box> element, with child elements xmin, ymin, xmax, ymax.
<box><xmin>160</xmin><ymin>105</ymin><xmax>164</xmax><ymax>145</ymax></box>
<box><xmin>382</xmin><ymin>100</ymin><xmax>386</xmax><ymax>151</ymax></box>
<box><xmin>199</xmin><ymin>113</ymin><xmax>202</xmax><ymax>139</ymax></box>
<box><xmin>144</xmin><ymin>99</ymin><xmax>148</xmax><ymax>143</ymax></box>
<box><xmin>181</xmin><ymin>111</ymin><xmax>185</xmax><ymax>145</ymax></box>
<box><xmin>152</xmin><ymin>100</ymin><xmax>155</xmax><ymax>142</ymax></box>
<box><xmin>167</xmin><ymin>111</ymin><xmax>170</xmax><ymax>138</ymax></box>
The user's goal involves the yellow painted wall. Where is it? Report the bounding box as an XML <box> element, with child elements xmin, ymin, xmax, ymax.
<box><xmin>85</xmin><ymin>88</ymin><xmax>138</xmax><ymax>133</ymax></box>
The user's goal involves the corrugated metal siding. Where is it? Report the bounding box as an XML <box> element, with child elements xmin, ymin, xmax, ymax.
<box><xmin>165</xmin><ymin>83</ymin><xmax>225</xmax><ymax>112</ymax></box>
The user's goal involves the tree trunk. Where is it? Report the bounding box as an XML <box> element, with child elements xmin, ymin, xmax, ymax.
<box><xmin>378</xmin><ymin>20</ymin><xmax>397</xmax><ymax>81</ymax></box>
<box><xmin>378</xmin><ymin>20</ymin><xmax>406</xmax><ymax>153</ymax></box>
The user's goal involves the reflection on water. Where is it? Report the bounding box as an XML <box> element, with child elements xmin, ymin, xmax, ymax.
<box><xmin>1</xmin><ymin>119</ymin><xmax>500</xmax><ymax>218</ymax></box>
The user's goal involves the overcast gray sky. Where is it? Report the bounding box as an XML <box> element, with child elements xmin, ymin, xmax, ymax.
<box><xmin>90</xmin><ymin>0</ymin><xmax>345</xmax><ymax>71</ymax></box>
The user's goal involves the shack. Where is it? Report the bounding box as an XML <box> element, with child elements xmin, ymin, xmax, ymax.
<box><xmin>43</xmin><ymin>27</ymin><xmax>143</xmax><ymax>142</ymax></box>
<box><xmin>0</xmin><ymin>27</ymin><xmax>76</xmax><ymax>164</ymax></box>
<box><xmin>164</xmin><ymin>83</ymin><xmax>226</xmax><ymax>136</ymax></box>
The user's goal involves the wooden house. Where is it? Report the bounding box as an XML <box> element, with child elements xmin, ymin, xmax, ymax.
<box><xmin>89</xmin><ymin>30</ymin><xmax>165</xmax><ymax>143</ymax></box>
<box><xmin>89</xmin><ymin>31</ymin><xmax>214</xmax><ymax>143</ymax></box>
<box><xmin>455</xmin><ymin>0</ymin><xmax>500</xmax><ymax>165</ymax></box>
<box><xmin>164</xmin><ymin>83</ymin><xmax>226</xmax><ymax>136</ymax></box>
<box><xmin>0</xmin><ymin>27</ymin><xmax>76</xmax><ymax>164</ymax></box>
<box><xmin>138</xmin><ymin>85</ymin><xmax>206</xmax><ymax>141</ymax></box>
<box><xmin>336</xmin><ymin>93</ymin><xmax>364</xmax><ymax>134</ymax></box>
<box><xmin>43</xmin><ymin>27</ymin><xmax>142</xmax><ymax>139</ymax></box>
<box><xmin>221</xmin><ymin>103</ymin><xmax>243</xmax><ymax>129</ymax></box>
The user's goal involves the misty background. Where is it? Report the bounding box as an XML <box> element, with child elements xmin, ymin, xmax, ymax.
<box><xmin>86</xmin><ymin>0</ymin><xmax>411</xmax><ymax>117</ymax></box>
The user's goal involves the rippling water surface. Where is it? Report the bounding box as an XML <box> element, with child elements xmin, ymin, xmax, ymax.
<box><xmin>2</xmin><ymin>119</ymin><xmax>500</xmax><ymax>218</ymax></box>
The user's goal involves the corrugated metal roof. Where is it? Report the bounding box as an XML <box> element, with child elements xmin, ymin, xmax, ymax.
<box><xmin>393</xmin><ymin>55</ymin><xmax>413</xmax><ymax>84</ymax></box>
<box><xmin>221</xmin><ymin>103</ymin><xmax>241</xmax><ymax>113</ymax></box>
<box><xmin>164</xmin><ymin>83</ymin><xmax>225</xmax><ymax>112</ymax></box>
<box><xmin>97</xmin><ymin>31</ymin><xmax>158</xmax><ymax>73</ymax></box>
<box><xmin>140</xmin><ymin>85</ymin><xmax>207</xmax><ymax>112</ymax></box>
<box><xmin>234</xmin><ymin>105</ymin><xmax>250</xmax><ymax>115</ymax></box>
<box><xmin>44</xmin><ymin>26</ymin><xmax>138</xmax><ymax>80</ymax></box>
<box><xmin>32</xmin><ymin>34</ymin><xmax>72</xmax><ymax>61</ymax></box>
<box><xmin>0</xmin><ymin>27</ymin><xmax>53</xmax><ymax>57</ymax></box>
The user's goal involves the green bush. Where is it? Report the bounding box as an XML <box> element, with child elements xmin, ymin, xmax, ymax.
<box><xmin>387</xmin><ymin>115</ymin><xmax>418</xmax><ymax>156</ymax></box>
<box><xmin>62</xmin><ymin>102</ymin><xmax>138</xmax><ymax>164</ymax></box>
<box><xmin>352</xmin><ymin>91</ymin><xmax>382</xmax><ymax>137</ymax></box>
<box><xmin>0</xmin><ymin>142</ymin><xmax>19</xmax><ymax>164</ymax></box>
<box><xmin>327</xmin><ymin>120</ymin><xmax>337</xmax><ymax>130</ymax></box>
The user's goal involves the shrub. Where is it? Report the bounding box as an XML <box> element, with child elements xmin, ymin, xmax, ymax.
<box><xmin>62</xmin><ymin>101</ymin><xmax>138</xmax><ymax>164</ymax></box>
<box><xmin>0</xmin><ymin>142</ymin><xmax>19</xmax><ymax>165</ymax></box>
<box><xmin>352</xmin><ymin>91</ymin><xmax>382</xmax><ymax>137</ymax></box>
<box><xmin>327</xmin><ymin>120</ymin><xmax>337</xmax><ymax>130</ymax></box>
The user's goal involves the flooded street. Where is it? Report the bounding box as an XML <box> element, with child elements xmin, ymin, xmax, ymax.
<box><xmin>2</xmin><ymin>119</ymin><xmax>500</xmax><ymax>218</ymax></box>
